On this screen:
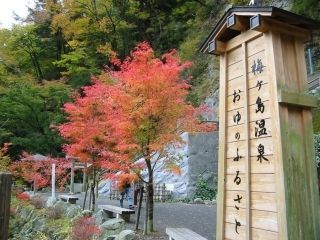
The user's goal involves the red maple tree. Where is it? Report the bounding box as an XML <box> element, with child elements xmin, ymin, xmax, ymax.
<box><xmin>58</xmin><ymin>81</ymin><xmax>135</xmax><ymax>210</ymax></box>
<box><xmin>10</xmin><ymin>153</ymin><xmax>70</xmax><ymax>191</ymax></box>
<box><xmin>106</xmin><ymin>42</ymin><xmax>215</xmax><ymax>233</ymax></box>
<box><xmin>59</xmin><ymin>42</ymin><xmax>215</xmax><ymax>231</ymax></box>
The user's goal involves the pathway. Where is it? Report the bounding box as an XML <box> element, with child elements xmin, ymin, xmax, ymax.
<box><xmin>44</xmin><ymin>192</ymin><xmax>217</xmax><ymax>240</ymax></box>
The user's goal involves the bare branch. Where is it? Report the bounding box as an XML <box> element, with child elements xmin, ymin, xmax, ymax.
<box><xmin>151</xmin><ymin>151</ymin><xmax>164</xmax><ymax>172</ymax></box>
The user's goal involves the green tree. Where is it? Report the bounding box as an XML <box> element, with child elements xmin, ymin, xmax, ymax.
<box><xmin>8</xmin><ymin>25</ymin><xmax>44</xmax><ymax>82</ymax></box>
<box><xmin>0</xmin><ymin>78</ymin><xmax>71</xmax><ymax>158</ymax></box>
<box><xmin>292</xmin><ymin>0</ymin><xmax>320</xmax><ymax>20</ymax></box>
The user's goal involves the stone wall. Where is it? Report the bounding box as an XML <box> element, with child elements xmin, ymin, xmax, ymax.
<box><xmin>186</xmin><ymin>132</ymin><xmax>219</xmax><ymax>198</ymax></box>
<box><xmin>269</xmin><ymin>0</ymin><xmax>293</xmax><ymax>10</ymax></box>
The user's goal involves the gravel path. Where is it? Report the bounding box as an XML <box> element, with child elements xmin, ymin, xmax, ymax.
<box><xmin>44</xmin><ymin>192</ymin><xmax>217</xmax><ymax>240</ymax></box>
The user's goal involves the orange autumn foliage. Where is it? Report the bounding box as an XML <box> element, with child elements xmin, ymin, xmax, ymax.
<box><xmin>58</xmin><ymin>42</ymin><xmax>216</xmax><ymax>231</ymax></box>
<box><xmin>106</xmin><ymin>42</ymin><xmax>216</xmax><ymax>232</ymax></box>
<box><xmin>108</xmin><ymin>42</ymin><xmax>216</xmax><ymax>169</ymax></box>
<box><xmin>58</xmin><ymin>81</ymin><xmax>135</xmax><ymax>176</ymax></box>
<box><xmin>10</xmin><ymin>153</ymin><xmax>70</xmax><ymax>190</ymax></box>
<box><xmin>59</xmin><ymin>42</ymin><xmax>216</xmax><ymax>175</ymax></box>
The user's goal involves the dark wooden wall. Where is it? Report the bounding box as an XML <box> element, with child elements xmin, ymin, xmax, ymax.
<box><xmin>0</xmin><ymin>172</ymin><xmax>12</xmax><ymax>240</ymax></box>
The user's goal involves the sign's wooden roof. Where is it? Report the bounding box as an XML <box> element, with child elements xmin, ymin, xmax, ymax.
<box><xmin>200</xmin><ymin>6</ymin><xmax>320</xmax><ymax>53</ymax></box>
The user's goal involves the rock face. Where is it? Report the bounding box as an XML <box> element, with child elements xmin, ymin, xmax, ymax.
<box><xmin>94</xmin><ymin>209</ymin><xmax>110</xmax><ymax>225</ymax></box>
<box><xmin>143</xmin><ymin>132</ymin><xmax>219</xmax><ymax>198</ymax></box>
<box><xmin>10</xmin><ymin>202</ymin><xmax>70</xmax><ymax>240</ymax></box>
<box><xmin>101</xmin><ymin>218</ymin><xmax>124</xmax><ymax>231</ymax></box>
<box><xmin>193</xmin><ymin>198</ymin><xmax>205</xmax><ymax>204</ymax></box>
<box><xmin>186</xmin><ymin>132</ymin><xmax>218</xmax><ymax>197</ymax></box>
<box><xmin>10</xmin><ymin>198</ymin><xmax>129</xmax><ymax>240</ymax></box>
<box><xmin>65</xmin><ymin>204</ymin><xmax>81</xmax><ymax>218</ymax></box>
<box><xmin>99</xmin><ymin>218</ymin><xmax>125</xmax><ymax>239</ymax></box>
<box><xmin>99</xmin><ymin>132</ymin><xmax>219</xmax><ymax>199</ymax></box>
<box><xmin>203</xmin><ymin>90</ymin><xmax>219</xmax><ymax>122</ymax></box>
<box><xmin>118</xmin><ymin>230</ymin><xmax>136</xmax><ymax>240</ymax></box>
<box><xmin>270</xmin><ymin>0</ymin><xmax>293</xmax><ymax>10</ymax></box>
<box><xmin>53</xmin><ymin>200</ymin><xmax>69</xmax><ymax>213</ymax></box>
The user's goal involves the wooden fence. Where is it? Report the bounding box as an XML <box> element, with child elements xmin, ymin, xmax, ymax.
<box><xmin>0</xmin><ymin>172</ymin><xmax>12</xmax><ymax>240</ymax></box>
<box><xmin>109</xmin><ymin>183</ymin><xmax>172</xmax><ymax>202</ymax></box>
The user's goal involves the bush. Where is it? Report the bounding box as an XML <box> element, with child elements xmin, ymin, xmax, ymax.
<box><xmin>10</xmin><ymin>207</ymin><xmax>17</xmax><ymax>216</ymax></box>
<box><xmin>71</xmin><ymin>216</ymin><xmax>101</xmax><ymax>240</ymax></box>
<box><xmin>31</xmin><ymin>195</ymin><xmax>46</xmax><ymax>209</ymax></box>
<box><xmin>166</xmin><ymin>197</ymin><xmax>192</xmax><ymax>203</ymax></box>
<box><xmin>193</xmin><ymin>176</ymin><xmax>216</xmax><ymax>201</ymax></box>
<box><xmin>16</xmin><ymin>192</ymin><xmax>30</xmax><ymax>202</ymax></box>
<box><xmin>46</xmin><ymin>218</ymin><xmax>71</xmax><ymax>240</ymax></box>
<box><xmin>46</xmin><ymin>204</ymin><xmax>64</xmax><ymax>219</ymax></box>
<box><xmin>33</xmin><ymin>232</ymin><xmax>48</xmax><ymax>240</ymax></box>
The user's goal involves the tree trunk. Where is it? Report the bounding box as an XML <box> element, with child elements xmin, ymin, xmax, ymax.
<box><xmin>91</xmin><ymin>167</ymin><xmax>96</xmax><ymax>211</ymax></box>
<box><xmin>33</xmin><ymin>54</ymin><xmax>43</xmax><ymax>81</ymax></box>
<box><xmin>145</xmin><ymin>156</ymin><xmax>154</xmax><ymax>234</ymax></box>
<box><xmin>83</xmin><ymin>184</ymin><xmax>89</xmax><ymax>210</ymax></box>
<box><xmin>147</xmin><ymin>179</ymin><xmax>154</xmax><ymax>232</ymax></box>
<box><xmin>28</xmin><ymin>52</ymin><xmax>43</xmax><ymax>82</ymax></box>
<box><xmin>33</xmin><ymin>179</ymin><xmax>36</xmax><ymax>193</ymax></box>
<box><xmin>90</xmin><ymin>185</ymin><xmax>95</xmax><ymax>211</ymax></box>
<box><xmin>95</xmin><ymin>173</ymin><xmax>99</xmax><ymax>199</ymax></box>
<box><xmin>28</xmin><ymin>53</ymin><xmax>40</xmax><ymax>80</ymax></box>
<box><xmin>88</xmin><ymin>183</ymin><xmax>92</xmax><ymax>210</ymax></box>
<box><xmin>55</xmin><ymin>28</ymin><xmax>63</xmax><ymax>61</ymax></box>
<box><xmin>143</xmin><ymin>184</ymin><xmax>149</xmax><ymax>235</ymax></box>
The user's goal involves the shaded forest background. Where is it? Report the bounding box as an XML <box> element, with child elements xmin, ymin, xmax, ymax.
<box><xmin>0</xmin><ymin>0</ymin><xmax>319</xmax><ymax>159</ymax></box>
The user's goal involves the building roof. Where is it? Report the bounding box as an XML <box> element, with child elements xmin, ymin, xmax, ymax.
<box><xmin>200</xmin><ymin>6</ymin><xmax>320</xmax><ymax>53</ymax></box>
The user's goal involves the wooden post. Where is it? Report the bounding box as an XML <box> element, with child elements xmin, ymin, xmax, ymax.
<box><xmin>200</xmin><ymin>6</ymin><xmax>320</xmax><ymax>240</ymax></box>
<box><xmin>0</xmin><ymin>172</ymin><xmax>12</xmax><ymax>240</ymax></box>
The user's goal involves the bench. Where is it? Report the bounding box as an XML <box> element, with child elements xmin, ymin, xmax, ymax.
<box><xmin>99</xmin><ymin>204</ymin><xmax>135</xmax><ymax>222</ymax></box>
<box><xmin>58</xmin><ymin>195</ymin><xmax>79</xmax><ymax>204</ymax></box>
<box><xmin>166</xmin><ymin>228</ymin><xmax>208</xmax><ymax>240</ymax></box>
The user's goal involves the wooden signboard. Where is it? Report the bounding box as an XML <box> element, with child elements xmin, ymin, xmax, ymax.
<box><xmin>200</xmin><ymin>7</ymin><xmax>320</xmax><ymax>240</ymax></box>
